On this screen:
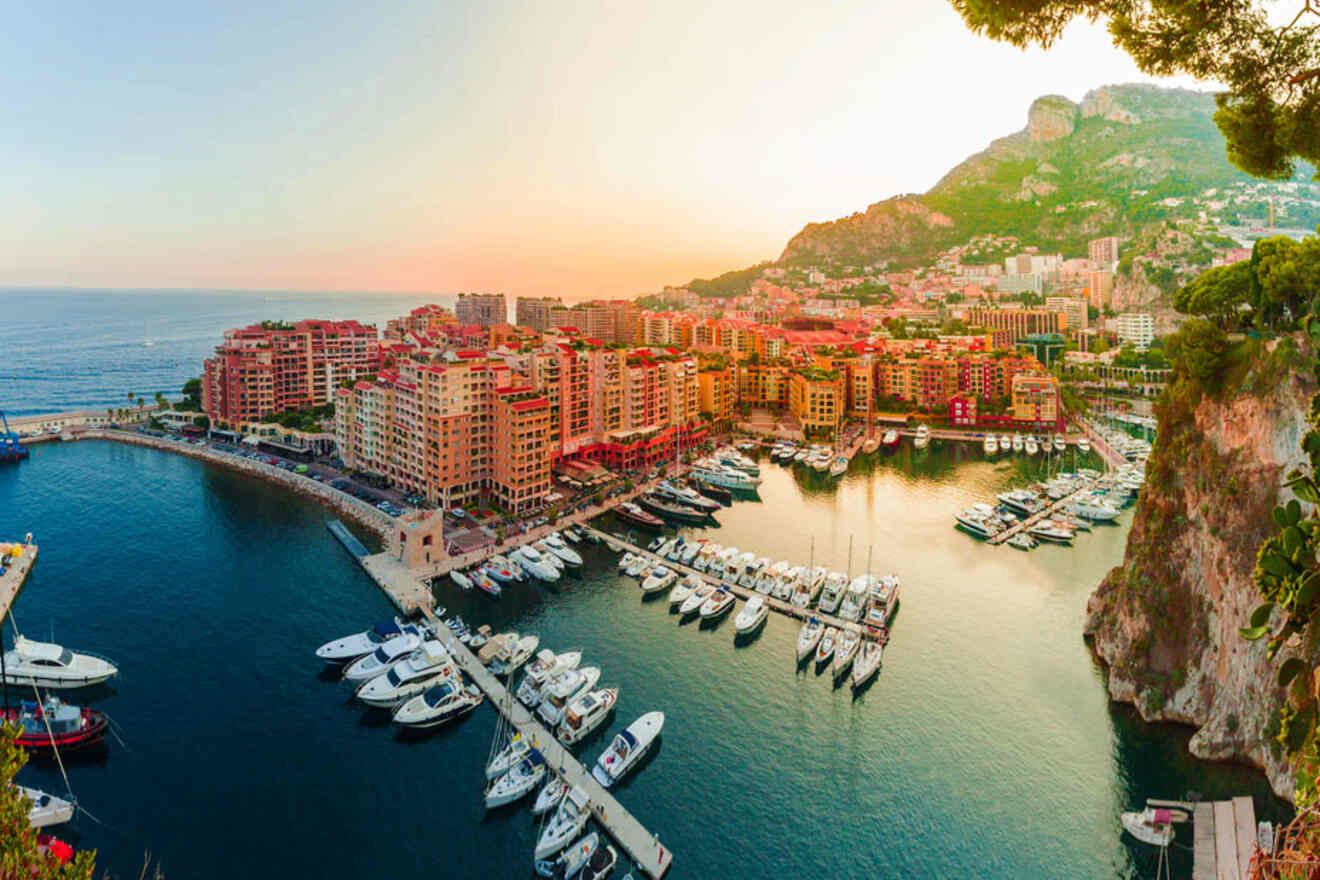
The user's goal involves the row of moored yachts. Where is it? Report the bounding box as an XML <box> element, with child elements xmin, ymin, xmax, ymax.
<box><xmin>955</xmin><ymin>465</ymin><xmax>1146</xmax><ymax>550</ymax></box>
<box><xmin>450</xmin><ymin>528</ymin><xmax>594</xmax><ymax>593</ymax></box>
<box><xmin>978</xmin><ymin>432</ymin><xmax>1091</xmax><ymax>457</ymax></box>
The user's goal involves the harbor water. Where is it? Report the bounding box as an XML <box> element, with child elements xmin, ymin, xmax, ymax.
<box><xmin>0</xmin><ymin>438</ymin><xmax>1287</xmax><ymax>878</ymax></box>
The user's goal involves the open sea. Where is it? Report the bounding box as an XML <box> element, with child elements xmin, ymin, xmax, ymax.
<box><xmin>0</xmin><ymin>289</ymin><xmax>1291</xmax><ymax>878</ymax></box>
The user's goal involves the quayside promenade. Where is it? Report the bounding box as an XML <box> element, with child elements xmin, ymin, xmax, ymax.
<box><xmin>0</xmin><ymin>540</ymin><xmax>37</xmax><ymax>620</ymax></box>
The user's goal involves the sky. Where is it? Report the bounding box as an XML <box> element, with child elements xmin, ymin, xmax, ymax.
<box><xmin>0</xmin><ymin>0</ymin><xmax>1208</xmax><ymax>298</ymax></box>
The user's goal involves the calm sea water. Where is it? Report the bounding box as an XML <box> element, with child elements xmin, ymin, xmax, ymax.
<box><xmin>0</xmin><ymin>289</ymin><xmax>455</xmax><ymax>416</ymax></box>
<box><xmin>0</xmin><ymin>439</ymin><xmax>1287</xmax><ymax>879</ymax></box>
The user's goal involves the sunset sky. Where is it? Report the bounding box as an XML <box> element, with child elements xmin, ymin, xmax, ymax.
<box><xmin>2</xmin><ymin>1</ymin><xmax>1206</xmax><ymax>298</ymax></box>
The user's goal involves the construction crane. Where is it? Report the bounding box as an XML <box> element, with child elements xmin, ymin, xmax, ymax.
<box><xmin>0</xmin><ymin>411</ymin><xmax>28</xmax><ymax>462</ymax></box>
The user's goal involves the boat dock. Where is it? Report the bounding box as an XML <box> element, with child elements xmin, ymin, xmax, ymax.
<box><xmin>0</xmin><ymin>540</ymin><xmax>37</xmax><ymax>619</ymax></box>
<box><xmin>984</xmin><ymin>482</ymin><xmax>1100</xmax><ymax>546</ymax></box>
<box><xmin>1187</xmin><ymin>797</ymin><xmax>1258</xmax><ymax>880</ymax></box>
<box><xmin>420</xmin><ymin>602</ymin><xmax>675</xmax><ymax>878</ymax></box>
<box><xmin>584</xmin><ymin>527</ymin><xmax>859</xmax><ymax>632</ymax></box>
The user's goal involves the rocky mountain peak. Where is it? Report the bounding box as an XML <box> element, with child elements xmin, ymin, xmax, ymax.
<box><xmin>1027</xmin><ymin>95</ymin><xmax>1079</xmax><ymax>142</ymax></box>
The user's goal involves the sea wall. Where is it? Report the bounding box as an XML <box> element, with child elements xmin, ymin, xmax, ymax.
<box><xmin>79</xmin><ymin>430</ymin><xmax>392</xmax><ymax>540</ymax></box>
<box><xmin>1083</xmin><ymin>338</ymin><xmax>1313</xmax><ymax>800</ymax></box>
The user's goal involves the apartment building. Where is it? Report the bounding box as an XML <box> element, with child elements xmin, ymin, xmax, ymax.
<box><xmin>455</xmin><ymin>293</ymin><xmax>508</xmax><ymax>327</ymax></box>
<box><xmin>1010</xmin><ymin>374</ymin><xmax>1061</xmax><ymax>426</ymax></box>
<box><xmin>966</xmin><ymin>308</ymin><xmax>1061</xmax><ymax>342</ymax></box>
<box><xmin>736</xmin><ymin>362</ymin><xmax>792</xmax><ymax>408</ymax></box>
<box><xmin>789</xmin><ymin>370</ymin><xmax>844</xmax><ymax>435</ymax></box>
<box><xmin>202</xmin><ymin>319</ymin><xmax>379</xmax><ymax>428</ymax></box>
<box><xmin>385</xmin><ymin>305</ymin><xmax>457</xmax><ymax>340</ymax></box>
<box><xmin>1044</xmin><ymin>296</ymin><xmax>1088</xmax><ymax>331</ymax></box>
<box><xmin>515</xmin><ymin>296</ymin><xmax>562</xmax><ymax>331</ymax></box>
<box><xmin>698</xmin><ymin>366</ymin><xmax>737</xmax><ymax>425</ymax></box>
<box><xmin>1089</xmin><ymin>236</ymin><xmax>1119</xmax><ymax>267</ymax></box>
<box><xmin>1116</xmin><ymin>313</ymin><xmax>1155</xmax><ymax>349</ymax></box>
<box><xmin>491</xmin><ymin>386</ymin><xmax>553</xmax><ymax>514</ymax></box>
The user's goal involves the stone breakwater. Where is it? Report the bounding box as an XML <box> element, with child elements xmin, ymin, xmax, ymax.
<box><xmin>80</xmin><ymin>430</ymin><xmax>392</xmax><ymax>540</ymax></box>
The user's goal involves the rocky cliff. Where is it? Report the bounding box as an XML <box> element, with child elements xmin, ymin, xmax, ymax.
<box><xmin>1084</xmin><ymin>338</ymin><xmax>1313</xmax><ymax>799</ymax></box>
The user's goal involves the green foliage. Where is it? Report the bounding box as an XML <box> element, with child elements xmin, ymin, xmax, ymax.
<box><xmin>948</xmin><ymin>0</ymin><xmax>1320</xmax><ymax>180</ymax></box>
<box><xmin>1165</xmin><ymin>318</ymin><xmax>1230</xmax><ymax>388</ymax></box>
<box><xmin>1173</xmin><ymin>260</ymin><xmax>1254</xmax><ymax>329</ymax></box>
<box><xmin>0</xmin><ymin>722</ymin><xmax>95</xmax><ymax>877</ymax></box>
<box><xmin>682</xmin><ymin>263</ymin><xmax>772</xmax><ymax>298</ymax></box>
<box><xmin>261</xmin><ymin>403</ymin><xmax>334</xmax><ymax>431</ymax></box>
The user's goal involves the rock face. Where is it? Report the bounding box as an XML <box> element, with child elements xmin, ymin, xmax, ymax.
<box><xmin>1027</xmin><ymin>95</ymin><xmax>1078</xmax><ymax>142</ymax></box>
<box><xmin>1081</xmin><ymin>86</ymin><xmax>1140</xmax><ymax>124</ymax></box>
<box><xmin>1084</xmin><ymin>339</ymin><xmax>1313</xmax><ymax>800</ymax></box>
<box><xmin>778</xmin><ymin>197</ymin><xmax>954</xmax><ymax>265</ymax></box>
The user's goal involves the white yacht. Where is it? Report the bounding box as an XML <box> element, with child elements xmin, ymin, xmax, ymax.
<box><xmin>828</xmin><ymin>456</ymin><xmax>849</xmax><ymax>477</ymax></box>
<box><xmin>698</xmin><ymin>588</ymin><xmax>736</xmax><ymax>620</ymax></box>
<box><xmin>315</xmin><ymin>619</ymin><xmax>424</xmax><ymax>663</ymax></box>
<box><xmin>758</xmin><ymin>561</ymin><xmax>788</xmax><ymax>595</ymax></box>
<box><xmin>913</xmin><ymin>424</ymin><xmax>930</xmax><ymax>449</ymax></box>
<box><xmin>1066</xmin><ymin>498</ymin><xmax>1121</xmax><ymax>522</ymax></box>
<box><xmin>817</xmin><ymin>573</ymin><xmax>846</xmax><ymax>614</ymax></box>
<box><xmin>832</xmin><ymin>629</ymin><xmax>860</xmax><ymax>679</ymax></box>
<box><xmin>1028</xmin><ymin>519</ymin><xmax>1074</xmax><ymax>544</ymax></box>
<box><xmin>640</xmin><ymin>566</ymin><xmax>677</xmax><ymax>594</ymax></box>
<box><xmin>391</xmin><ymin>677</ymin><xmax>483</xmax><ymax>727</ymax></box>
<box><xmin>535</xmin><ymin>785</ymin><xmax>593</xmax><ymax>861</ymax></box>
<box><xmin>815</xmin><ymin>626</ymin><xmax>839</xmax><ymax>664</ymax></box>
<box><xmin>592</xmin><ymin>712</ymin><xmax>664</xmax><ymax>788</ymax></box>
<box><xmin>691</xmin><ymin>459</ymin><xmax>761</xmax><ymax>490</ymax></box>
<box><xmin>838</xmin><ymin>575</ymin><xmax>872</xmax><ymax>622</ymax></box>
<box><xmin>533</xmin><ymin>541</ymin><xmax>565</xmax><ymax>571</ymax></box>
<box><xmin>797</xmin><ymin>618</ymin><xmax>823</xmax><ymax>661</ymax></box>
<box><xmin>679</xmin><ymin>541</ymin><xmax>702</xmax><ymax>566</ymax></box>
<box><xmin>490</xmin><ymin>634</ymin><xmax>541</xmax><ymax>677</ymax></box>
<box><xmin>532</xmin><ymin>777</ymin><xmax>568</xmax><ymax>816</ymax></box>
<box><xmin>485</xmin><ymin>748</ymin><xmax>547</xmax><ymax>808</ymax></box>
<box><xmin>540</xmin><ymin>832</ymin><xmax>601</xmax><ymax>880</ymax></box>
<box><xmin>982</xmin><ymin>435</ymin><xmax>998</xmax><ymax>455</ymax></box>
<box><xmin>955</xmin><ymin>508</ymin><xmax>1000</xmax><ymax>539</ymax></box>
<box><xmin>1078</xmin><ymin>437</ymin><xmax>1092</xmax><ymax>454</ymax></box>
<box><xmin>1053</xmin><ymin>435</ymin><xmax>1065</xmax><ymax>453</ymax></box>
<box><xmin>486</xmin><ymin>732</ymin><xmax>533</xmax><ymax>779</ymax></box>
<box><xmin>998</xmin><ymin>433</ymin><xmax>1012</xmax><ymax>453</ymax></box>
<box><xmin>678</xmin><ymin>583</ymin><xmax>715</xmax><ymax>616</ymax></box>
<box><xmin>734</xmin><ymin>595</ymin><xmax>768</xmax><ymax>635</ymax></box>
<box><xmin>342</xmin><ymin>631</ymin><xmax>423</xmax><ymax>681</ymax></box>
<box><xmin>882</xmin><ymin>429</ymin><xmax>898</xmax><ymax>447</ymax></box>
<box><xmin>450</xmin><ymin>569</ymin><xmax>473</xmax><ymax>591</ymax></box>
<box><xmin>851</xmin><ymin>633</ymin><xmax>884</xmax><ymax>689</ymax></box>
<box><xmin>514</xmin><ymin>545</ymin><xmax>561</xmax><ymax>582</ymax></box>
<box><xmin>693</xmin><ymin>543</ymin><xmax>721</xmax><ymax>572</ymax></box>
<box><xmin>668</xmin><ymin>573</ymin><xmax>703</xmax><ymax>607</ymax></box>
<box><xmin>557</xmin><ymin>687</ymin><xmax>619</xmax><ymax>745</ymax></box>
<box><xmin>1025</xmin><ymin>436</ymin><xmax>1039</xmax><ymax>455</ymax></box>
<box><xmin>538</xmin><ymin>666</ymin><xmax>602</xmax><ymax>726</ymax></box>
<box><xmin>356</xmin><ymin>641</ymin><xmax>454</xmax><ymax>707</ymax></box>
<box><xmin>617</xmin><ymin>552</ymin><xmax>636</xmax><ymax>572</ymax></box>
<box><xmin>775</xmin><ymin>566</ymin><xmax>802</xmax><ymax>601</ymax></box>
<box><xmin>0</xmin><ymin>636</ymin><xmax>118</xmax><ymax>689</ymax></box>
<box><xmin>20</xmin><ymin>786</ymin><xmax>75</xmax><ymax>828</ymax></box>
<box><xmin>516</xmin><ymin>650</ymin><xmax>582</xmax><ymax>706</ymax></box>
<box><xmin>625</xmin><ymin>555</ymin><xmax>649</xmax><ymax>578</ymax></box>
<box><xmin>541</xmin><ymin>534</ymin><xmax>583</xmax><ymax>567</ymax></box>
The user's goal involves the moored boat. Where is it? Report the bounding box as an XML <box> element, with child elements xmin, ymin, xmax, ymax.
<box><xmin>0</xmin><ymin>636</ymin><xmax>118</xmax><ymax>689</ymax></box>
<box><xmin>698</xmin><ymin>588</ymin><xmax>736</xmax><ymax>620</ymax></box>
<box><xmin>532</xmin><ymin>776</ymin><xmax>568</xmax><ymax>815</ymax></box>
<box><xmin>614</xmin><ymin>502</ymin><xmax>664</xmax><ymax>530</ymax></box>
<box><xmin>592</xmin><ymin>711</ymin><xmax>664</xmax><ymax>788</ymax></box>
<box><xmin>815</xmin><ymin>626</ymin><xmax>839</xmax><ymax>664</ymax></box>
<box><xmin>734</xmin><ymin>595</ymin><xmax>768</xmax><ymax>635</ymax></box>
<box><xmin>1120</xmin><ymin>807</ymin><xmax>1176</xmax><ymax>847</ymax></box>
<box><xmin>356</xmin><ymin>641</ymin><xmax>454</xmax><ymax>707</ymax></box>
<box><xmin>392</xmin><ymin>677</ymin><xmax>483</xmax><ymax>727</ymax></box>
<box><xmin>557</xmin><ymin>687</ymin><xmax>619</xmax><ymax>745</ymax></box>
<box><xmin>19</xmin><ymin>786</ymin><xmax>75</xmax><ymax>828</ymax></box>
<box><xmin>537</xmin><ymin>666</ymin><xmax>602</xmax><ymax>726</ymax></box>
<box><xmin>485</xmin><ymin>748</ymin><xmax>546</xmax><ymax>808</ymax></box>
<box><xmin>343</xmin><ymin>631</ymin><xmax>423</xmax><ymax>681</ymax></box>
<box><xmin>534</xmin><ymin>785</ymin><xmax>592</xmax><ymax>860</ymax></box>
<box><xmin>797</xmin><ymin>617</ymin><xmax>823</xmax><ymax>661</ymax></box>
<box><xmin>851</xmin><ymin>630</ymin><xmax>884</xmax><ymax>688</ymax></box>
<box><xmin>913</xmin><ymin>424</ymin><xmax>930</xmax><ymax>449</ymax></box>
<box><xmin>882</xmin><ymin>429</ymin><xmax>899</xmax><ymax>448</ymax></box>
<box><xmin>316</xmin><ymin>618</ymin><xmax>421</xmax><ymax>663</ymax></box>
<box><xmin>678</xmin><ymin>583</ymin><xmax>715</xmax><ymax>616</ymax></box>
<box><xmin>832</xmin><ymin>628</ymin><xmax>860</xmax><ymax>679</ymax></box>
<box><xmin>2</xmin><ymin>697</ymin><xmax>108</xmax><ymax>752</ymax></box>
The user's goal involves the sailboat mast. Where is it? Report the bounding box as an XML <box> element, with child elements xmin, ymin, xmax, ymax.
<box><xmin>847</xmin><ymin>535</ymin><xmax>853</xmax><ymax>580</ymax></box>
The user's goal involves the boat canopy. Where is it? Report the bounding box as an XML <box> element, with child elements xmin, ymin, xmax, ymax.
<box><xmin>13</xmin><ymin>637</ymin><xmax>71</xmax><ymax>664</ymax></box>
<box><xmin>1152</xmin><ymin>808</ymin><xmax>1172</xmax><ymax>824</ymax></box>
<box><xmin>371</xmin><ymin>621</ymin><xmax>401</xmax><ymax>638</ymax></box>
<box><xmin>618</xmin><ymin>728</ymin><xmax>637</xmax><ymax>748</ymax></box>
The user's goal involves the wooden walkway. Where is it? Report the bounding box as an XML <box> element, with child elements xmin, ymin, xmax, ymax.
<box><xmin>1190</xmin><ymin>797</ymin><xmax>1257</xmax><ymax>880</ymax></box>
<box><xmin>0</xmin><ymin>541</ymin><xmax>37</xmax><ymax>620</ymax></box>
<box><xmin>420</xmin><ymin>603</ymin><xmax>674</xmax><ymax>879</ymax></box>
<box><xmin>586</xmin><ymin>527</ymin><xmax>859</xmax><ymax>632</ymax></box>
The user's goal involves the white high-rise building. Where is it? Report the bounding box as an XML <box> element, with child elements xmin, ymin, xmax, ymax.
<box><xmin>1116</xmin><ymin>312</ymin><xmax>1155</xmax><ymax>350</ymax></box>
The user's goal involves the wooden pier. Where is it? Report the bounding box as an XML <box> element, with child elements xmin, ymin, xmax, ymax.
<box><xmin>0</xmin><ymin>541</ymin><xmax>37</xmax><ymax>619</ymax></box>
<box><xmin>421</xmin><ymin>602</ymin><xmax>674</xmax><ymax>879</ymax></box>
<box><xmin>1188</xmin><ymin>797</ymin><xmax>1257</xmax><ymax>880</ymax></box>
<box><xmin>586</xmin><ymin>527</ymin><xmax>860</xmax><ymax>633</ymax></box>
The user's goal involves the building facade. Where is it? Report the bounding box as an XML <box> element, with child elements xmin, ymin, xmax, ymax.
<box><xmin>455</xmin><ymin>293</ymin><xmax>508</xmax><ymax>327</ymax></box>
<box><xmin>1116</xmin><ymin>313</ymin><xmax>1156</xmax><ymax>349</ymax></box>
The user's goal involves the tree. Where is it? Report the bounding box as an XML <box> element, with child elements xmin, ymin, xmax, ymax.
<box><xmin>0</xmin><ymin>723</ymin><xmax>96</xmax><ymax>878</ymax></box>
<box><xmin>1173</xmin><ymin>260</ymin><xmax>1254</xmax><ymax>329</ymax></box>
<box><xmin>1253</xmin><ymin>234</ymin><xmax>1320</xmax><ymax>326</ymax></box>
<box><xmin>949</xmin><ymin>0</ymin><xmax>1320</xmax><ymax>179</ymax></box>
<box><xmin>1166</xmin><ymin>316</ymin><xmax>1229</xmax><ymax>385</ymax></box>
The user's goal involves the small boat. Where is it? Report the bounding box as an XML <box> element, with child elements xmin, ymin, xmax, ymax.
<box><xmin>639</xmin><ymin>493</ymin><xmax>712</xmax><ymax>525</ymax></box>
<box><xmin>392</xmin><ymin>678</ymin><xmax>483</xmax><ymax>727</ymax></box>
<box><xmin>1012</xmin><ymin>433</ymin><xmax>1024</xmax><ymax>453</ymax></box>
<box><xmin>0</xmin><ymin>636</ymin><xmax>118</xmax><ymax>689</ymax></box>
<box><xmin>1078</xmin><ymin>437</ymin><xmax>1091</xmax><ymax>454</ymax></box>
<box><xmin>478</xmin><ymin>631</ymin><xmax>518</xmax><ymax>665</ymax></box>
<box><xmin>679</xmin><ymin>541</ymin><xmax>701</xmax><ymax>566</ymax></box>
<box><xmin>485</xmin><ymin>748</ymin><xmax>546</xmax><ymax>808</ymax></box>
<box><xmin>343</xmin><ymin>631</ymin><xmax>423</xmax><ymax>681</ymax></box>
<box><xmin>851</xmin><ymin>631</ymin><xmax>884</xmax><ymax>688</ymax></box>
<box><xmin>19</xmin><ymin>785</ymin><xmax>75</xmax><ymax>828</ymax></box>
<box><xmin>832</xmin><ymin>629</ymin><xmax>860</xmax><ymax>679</ymax></box>
<box><xmin>734</xmin><ymin>595</ymin><xmax>768</xmax><ymax>634</ymax></box>
<box><xmin>532</xmin><ymin>776</ymin><xmax>568</xmax><ymax>816</ymax></box>
<box><xmin>557</xmin><ymin>687</ymin><xmax>619</xmax><ymax>745</ymax></box>
<box><xmin>1025</xmin><ymin>436</ymin><xmax>1039</xmax><ymax>455</ymax></box>
<box><xmin>356</xmin><ymin>642</ymin><xmax>454</xmax><ymax>707</ymax></box>
<box><xmin>315</xmin><ymin>619</ymin><xmax>422</xmax><ymax>663</ymax></box>
<box><xmin>538</xmin><ymin>831</ymin><xmax>599</xmax><ymax>879</ymax></box>
<box><xmin>861</xmin><ymin>435</ymin><xmax>880</xmax><ymax>454</ymax></box>
<box><xmin>471</xmin><ymin>569</ymin><xmax>502</xmax><ymax>598</ymax></box>
<box><xmin>679</xmin><ymin>583</ymin><xmax>715</xmax><ymax>616</ymax></box>
<box><xmin>1</xmin><ymin>697</ymin><xmax>108</xmax><ymax>752</ymax></box>
<box><xmin>797</xmin><ymin>618</ymin><xmax>823</xmax><ymax>661</ymax></box>
<box><xmin>487</xmin><ymin>732</ymin><xmax>533</xmax><ymax>780</ymax></box>
<box><xmin>815</xmin><ymin>626</ymin><xmax>839</xmax><ymax>664</ymax></box>
<box><xmin>615</xmin><ymin>502</ymin><xmax>663</xmax><ymax>530</ymax></box>
<box><xmin>998</xmin><ymin>433</ymin><xmax>1012</xmax><ymax>453</ymax></box>
<box><xmin>1120</xmin><ymin>807</ymin><xmax>1176</xmax><ymax>847</ymax></box>
<box><xmin>1053</xmin><ymin>435</ymin><xmax>1065</xmax><ymax>452</ymax></box>
<box><xmin>882</xmin><ymin>429</ymin><xmax>899</xmax><ymax>448</ymax></box>
<box><xmin>580</xmin><ymin>842</ymin><xmax>619</xmax><ymax>880</ymax></box>
<box><xmin>534</xmin><ymin>542</ymin><xmax>566</xmax><ymax>572</ymax></box>
<box><xmin>592</xmin><ymin>711</ymin><xmax>664</xmax><ymax>788</ymax></box>
<box><xmin>913</xmin><ymin>424</ymin><xmax>930</xmax><ymax>449</ymax></box>
<box><xmin>828</xmin><ymin>457</ymin><xmax>848</xmax><ymax>477</ymax></box>
<box><xmin>450</xmin><ymin>569</ymin><xmax>473</xmax><ymax>590</ymax></box>
<box><xmin>625</xmin><ymin>555</ymin><xmax>649</xmax><ymax>578</ymax></box>
<box><xmin>490</xmin><ymin>634</ymin><xmax>541</xmax><ymax>676</ymax></box>
<box><xmin>535</xmin><ymin>785</ymin><xmax>592</xmax><ymax>860</ymax></box>
<box><xmin>640</xmin><ymin>566</ymin><xmax>677</xmax><ymax>595</ymax></box>
<box><xmin>669</xmin><ymin>574</ymin><xmax>703</xmax><ymax>607</ymax></box>
<box><xmin>698</xmin><ymin>588</ymin><xmax>736</xmax><ymax>620</ymax></box>
<box><xmin>482</xmin><ymin>559</ymin><xmax>520</xmax><ymax>584</ymax></box>
<box><xmin>983</xmin><ymin>435</ymin><xmax>998</xmax><ymax>455</ymax></box>
<box><xmin>1006</xmin><ymin>532</ymin><xmax>1036</xmax><ymax>551</ymax></box>
<box><xmin>617</xmin><ymin>552</ymin><xmax>636</xmax><ymax>573</ymax></box>
<box><xmin>538</xmin><ymin>666</ymin><xmax>602</xmax><ymax>727</ymax></box>
<box><xmin>516</xmin><ymin>650</ymin><xmax>583</xmax><ymax>707</ymax></box>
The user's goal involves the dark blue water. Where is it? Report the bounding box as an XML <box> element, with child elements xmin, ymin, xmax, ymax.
<box><xmin>0</xmin><ymin>289</ymin><xmax>454</xmax><ymax>416</ymax></box>
<box><xmin>0</xmin><ymin>439</ymin><xmax>1287</xmax><ymax>878</ymax></box>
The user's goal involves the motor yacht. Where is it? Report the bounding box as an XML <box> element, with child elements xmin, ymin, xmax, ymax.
<box><xmin>538</xmin><ymin>832</ymin><xmax>600</xmax><ymax>879</ymax></box>
<box><xmin>640</xmin><ymin>492</ymin><xmax>712</xmax><ymax>525</ymax></box>
<box><xmin>538</xmin><ymin>666</ymin><xmax>602</xmax><ymax>726</ymax></box>
<box><xmin>828</xmin><ymin>456</ymin><xmax>849</xmax><ymax>477</ymax></box>
<box><xmin>997</xmin><ymin>433</ymin><xmax>1011</xmax><ymax>453</ymax></box>
<box><xmin>0</xmin><ymin>636</ymin><xmax>118</xmax><ymax>689</ymax></box>
<box><xmin>832</xmin><ymin>629</ymin><xmax>860</xmax><ymax>679</ymax></box>
<box><xmin>774</xmin><ymin>566</ymin><xmax>802</xmax><ymax>601</ymax></box>
<box><xmin>693</xmin><ymin>543</ymin><xmax>721</xmax><ymax>572</ymax></box>
<box><xmin>955</xmin><ymin>508</ymin><xmax>1000</xmax><ymax>539</ymax></box>
<box><xmin>838</xmin><ymin>575</ymin><xmax>871</xmax><ymax>622</ymax></box>
<box><xmin>316</xmin><ymin>619</ymin><xmax>425</xmax><ymax>663</ymax></box>
<box><xmin>810</xmin><ymin>452</ymin><xmax>831</xmax><ymax>472</ymax></box>
<box><xmin>656</xmin><ymin>480</ymin><xmax>720</xmax><ymax>513</ymax></box>
<box><xmin>1077</xmin><ymin>437</ymin><xmax>1091</xmax><ymax>454</ymax></box>
<box><xmin>514</xmin><ymin>545</ymin><xmax>561</xmax><ymax>582</ymax></box>
<box><xmin>450</xmin><ymin>569</ymin><xmax>473</xmax><ymax>591</ymax></box>
<box><xmin>343</xmin><ymin>631</ymin><xmax>423</xmax><ymax>681</ymax></box>
<box><xmin>817</xmin><ymin>574</ymin><xmax>846</xmax><ymax>614</ymax></box>
<box><xmin>678</xmin><ymin>583</ymin><xmax>715</xmax><ymax>616</ymax></box>
<box><xmin>19</xmin><ymin>786</ymin><xmax>75</xmax><ymax>829</ymax></box>
<box><xmin>679</xmin><ymin>541</ymin><xmax>702</xmax><ymax>566</ymax></box>
<box><xmin>724</xmin><ymin>551</ymin><xmax>752</xmax><ymax>583</ymax></box>
<box><xmin>534</xmin><ymin>785</ymin><xmax>592</xmax><ymax>860</ymax></box>
<box><xmin>392</xmin><ymin>677</ymin><xmax>484</xmax><ymax>727</ymax></box>
<box><xmin>580</xmin><ymin>842</ymin><xmax>618</xmax><ymax>880</ymax></box>
<box><xmin>757</xmin><ymin>560</ymin><xmax>787</xmax><ymax>594</ymax></box>
<box><xmin>356</xmin><ymin>642</ymin><xmax>454</xmax><ymax>707</ymax></box>
<box><xmin>861</xmin><ymin>434</ymin><xmax>881</xmax><ymax>454</ymax></box>
<box><xmin>625</xmin><ymin>555</ymin><xmax>649</xmax><ymax>578</ymax></box>
<box><xmin>541</xmin><ymin>534</ymin><xmax>583</xmax><ymax>567</ymax></box>
<box><xmin>815</xmin><ymin>626</ymin><xmax>839</xmax><ymax>664</ymax></box>
<box><xmin>557</xmin><ymin>687</ymin><xmax>619</xmax><ymax>745</ymax></box>
<box><xmin>516</xmin><ymin>650</ymin><xmax>582</xmax><ymax>706</ymax></box>
<box><xmin>691</xmin><ymin>459</ymin><xmax>761</xmax><ymax>490</ymax></box>
<box><xmin>471</xmin><ymin>569</ymin><xmax>502</xmax><ymax>598</ymax></box>
<box><xmin>669</xmin><ymin>573</ymin><xmax>703</xmax><ymax>607</ymax></box>
<box><xmin>913</xmin><ymin>424</ymin><xmax>930</xmax><ymax>450</ymax></box>
<box><xmin>699</xmin><ymin>588</ymin><xmax>736</xmax><ymax>621</ymax></box>
<box><xmin>485</xmin><ymin>748</ymin><xmax>546</xmax><ymax>808</ymax></box>
<box><xmin>983</xmin><ymin>435</ymin><xmax>998</xmax><ymax>455</ymax></box>
<box><xmin>614</xmin><ymin>502</ymin><xmax>663</xmax><ymax>530</ymax></box>
<box><xmin>490</xmin><ymin>634</ymin><xmax>541</xmax><ymax>676</ymax></box>
<box><xmin>882</xmin><ymin>429</ymin><xmax>899</xmax><ymax>448</ymax></box>
<box><xmin>734</xmin><ymin>595</ymin><xmax>768</xmax><ymax>635</ymax></box>
<box><xmin>2</xmin><ymin>697</ymin><xmax>108</xmax><ymax>752</ymax></box>
<box><xmin>1028</xmin><ymin>520</ymin><xmax>1075</xmax><ymax>544</ymax></box>
<box><xmin>997</xmin><ymin>489</ymin><xmax>1044</xmax><ymax>517</ymax></box>
<box><xmin>618</xmin><ymin>552</ymin><xmax>637</xmax><ymax>572</ymax></box>
<box><xmin>690</xmin><ymin>478</ymin><xmax>733</xmax><ymax>505</ymax></box>
<box><xmin>482</xmin><ymin>559</ymin><xmax>520</xmax><ymax>584</ymax></box>
<box><xmin>640</xmin><ymin>566</ymin><xmax>677</xmax><ymax>594</ymax></box>
<box><xmin>1053</xmin><ymin>435</ymin><xmax>1065</xmax><ymax>453</ymax></box>
<box><xmin>1025</xmin><ymin>436</ymin><xmax>1039</xmax><ymax>455</ymax></box>
<box><xmin>1066</xmin><ymin>498</ymin><xmax>1120</xmax><ymax>522</ymax></box>
<box><xmin>797</xmin><ymin>618</ymin><xmax>824</xmax><ymax>661</ymax></box>
<box><xmin>592</xmin><ymin>712</ymin><xmax>664</xmax><ymax>788</ymax></box>
<box><xmin>533</xmin><ymin>541</ymin><xmax>565</xmax><ymax>572</ymax></box>
<box><xmin>1006</xmin><ymin>532</ymin><xmax>1037</xmax><ymax>551</ymax></box>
